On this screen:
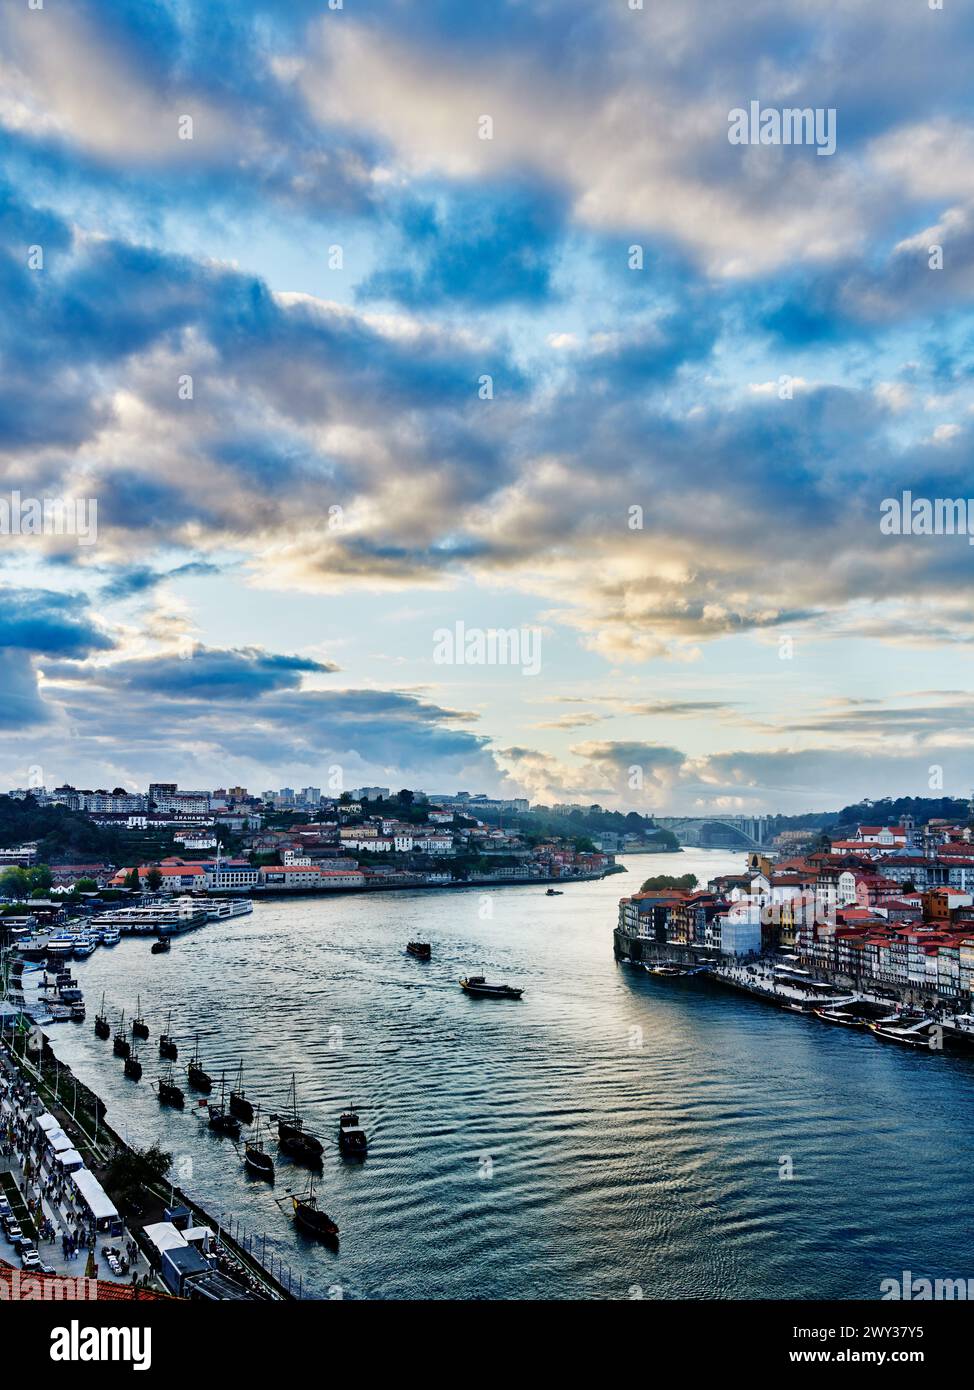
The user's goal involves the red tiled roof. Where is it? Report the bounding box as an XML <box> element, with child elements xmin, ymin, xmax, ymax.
<box><xmin>0</xmin><ymin>1258</ymin><xmax>167</xmax><ymax>1300</ymax></box>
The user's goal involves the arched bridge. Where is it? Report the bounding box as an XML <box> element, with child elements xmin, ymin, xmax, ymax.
<box><xmin>654</xmin><ymin>816</ymin><xmax>770</xmax><ymax>850</ymax></box>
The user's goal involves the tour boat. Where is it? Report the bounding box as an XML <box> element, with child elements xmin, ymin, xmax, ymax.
<box><xmin>244</xmin><ymin>1106</ymin><xmax>275</xmax><ymax>1181</ymax></box>
<box><xmin>157</xmin><ymin>1071</ymin><xmax>184</xmax><ymax>1107</ymax></box>
<box><xmin>813</xmin><ymin>1009</ymin><xmax>866</xmax><ymax>1027</ymax></box>
<box><xmin>94</xmin><ymin>993</ymin><xmax>111</xmax><ymax>1040</ymax></box>
<box><xmin>460</xmin><ymin>976</ymin><xmax>524</xmax><ymax>1000</ymax></box>
<box><xmin>868</xmin><ymin>1019</ymin><xmax>937</xmax><ymax>1049</ymax></box>
<box><xmin>273</xmin><ymin>1074</ymin><xmax>323</xmax><ymax>1162</ymax></box>
<box><xmin>159</xmin><ymin>1011</ymin><xmax>178</xmax><ymax>1060</ymax></box>
<box><xmin>229</xmin><ymin>1060</ymin><xmax>254</xmax><ymax>1123</ymax></box>
<box><xmin>338</xmin><ymin>1108</ymin><xmax>368</xmax><ymax>1157</ymax></box>
<box><xmin>132</xmin><ymin>996</ymin><xmax>149</xmax><ymax>1040</ymax></box>
<box><xmin>208</xmin><ymin>1075</ymin><xmax>242</xmax><ymax>1137</ymax></box>
<box><xmin>187</xmin><ymin>1034</ymin><xmax>212</xmax><ymax>1091</ymax></box>
<box><xmin>290</xmin><ymin>1177</ymin><xmax>338</xmax><ymax>1240</ymax></box>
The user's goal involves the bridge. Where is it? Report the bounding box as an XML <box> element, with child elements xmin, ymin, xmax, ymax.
<box><xmin>654</xmin><ymin>816</ymin><xmax>771</xmax><ymax>850</ymax></box>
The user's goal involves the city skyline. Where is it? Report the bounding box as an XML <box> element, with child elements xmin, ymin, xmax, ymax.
<box><xmin>4</xmin><ymin>3</ymin><xmax>974</xmax><ymax>812</ymax></box>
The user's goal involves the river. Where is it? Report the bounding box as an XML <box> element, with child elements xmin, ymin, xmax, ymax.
<box><xmin>43</xmin><ymin>852</ymin><xmax>974</xmax><ymax>1299</ymax></box>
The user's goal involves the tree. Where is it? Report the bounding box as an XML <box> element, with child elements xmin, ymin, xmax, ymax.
<box><xmin>74</xmin><ymin>878</ymin><xmax>98</xmax><ymax>893</ymax></box>
<box><xmin>0</xmin><ymin>866</ymin><xmax>29</xmax><ymax>898</ymax></box>
<box><xmin>397</xmin><ymin>789</ymin><xmax>414</xmax><ymax>806</ymax></box>
<box><xmin>123</xmin><ymin>867</ymin><xmax>141</xmax><ymax>890</ymax></box>
<box><xmin>639</xmin><ymin>873</ymin><xmax>698</xmax><ymax>893</ymax></box>
<box><xmin>104</xmin><ymin>1143</ymin><xmax>172</xmax><ymax>1207</ymax></box>
<box><xmin>146</xmin><ymin>868</ymin><xmax>163</xmax><ymax>892</ymax></box>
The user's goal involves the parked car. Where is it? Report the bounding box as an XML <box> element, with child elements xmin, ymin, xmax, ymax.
<box><xmin>4</xmin><ymin>1221</ymin><xmax>23</xmax><ymax>1243</ymax></box>
<box><xmin>20</xmin><ymin>1248</ymin><xmax>40</xmax><ymax>1270</ymax></box>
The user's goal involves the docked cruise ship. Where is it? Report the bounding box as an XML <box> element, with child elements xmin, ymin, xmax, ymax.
<box><xmin>91</xmin><ymin>896</ymin><xmax>253</xmax><ymax>935</ymax></box>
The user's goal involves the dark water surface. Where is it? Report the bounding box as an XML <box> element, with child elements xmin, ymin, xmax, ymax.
<box><xmin>46</xmin><ymin>853</ymin><xmax>974</xmax><ymax>1299</ymax></box>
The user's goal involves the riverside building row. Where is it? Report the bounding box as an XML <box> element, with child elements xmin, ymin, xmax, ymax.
<box><xmin>615</xmin><ymin>816</ymin><xmax>974</xmax><ymax>1009</ymax></box>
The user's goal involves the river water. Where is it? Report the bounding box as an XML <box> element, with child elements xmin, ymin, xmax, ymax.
<box><xmin>43</xmin><ymin>852</ymin><xmax>974</xmax><ymax>1300</ymax></box>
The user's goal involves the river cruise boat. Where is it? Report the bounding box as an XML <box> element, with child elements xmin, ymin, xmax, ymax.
<box><xmin>868</xmin><ymin>1018</ymin><xmax>937</xmax><ymax>1049</ymax></box>
<box><xmin>460</xmin><ymin>976</ymin><xmax>524</xmax><ymax>1000</ymax></box>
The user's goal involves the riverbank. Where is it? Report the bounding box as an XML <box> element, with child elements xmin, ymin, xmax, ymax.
<box><xmin>0</xmin><ymin>1032</ymin><xmax>292</xmax><ymax>1299</ymax></box>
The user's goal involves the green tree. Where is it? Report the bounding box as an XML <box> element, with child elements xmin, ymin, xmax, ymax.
<box><xmin>123</xmin><ymin>867</ymin><xmax>141</xmax><ymax>890</ymax></box>
<box><xmin>146</xmin><ymin>868</ymin><xmax>163</xmax><ymax>892</ymax></box>
<box><xmin>397</xmin><ymin>789</ymin><xmax>414</xmax><ymax>806</ymax></box>
<box><xmin>0</xmin><ymin>866</ymin><xmax>29</xmax><ymax>898</ymax></box>
<box><xmin>639</xmin><ymin>873</ymin><xmax>699</xmax><ymax>893</ymax></box>
<box><xmin>74</xmin><ymin>878</ymin><xmax>98</xmax><ymax>893</ymax></box>
<box><xmin>104</xmin><ymin>1143</ymin><xmax>172</xmax><ymax>1207</ymax></box>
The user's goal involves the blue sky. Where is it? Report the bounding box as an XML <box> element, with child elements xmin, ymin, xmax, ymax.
<box><xmin>3</xmin><ymin>0</ymin><xmax>974</xmax><ymax>813</ymax></box>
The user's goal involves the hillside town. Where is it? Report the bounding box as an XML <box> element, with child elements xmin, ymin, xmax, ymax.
<box><xmin>617</xmin><ymin>813</ymin><xmax>974</xmax><ymax>1010</ymax></box>
<box><xmin>0</xmin><ymin>783</ymin><xmax>615</xmax><ymax>897</ymax></box>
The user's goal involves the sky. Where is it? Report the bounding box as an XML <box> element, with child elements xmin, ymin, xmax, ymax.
<box><xmin>2</xmin><ymin>0</ymin><xmax>974</xmax><ymax>814</ymax></box>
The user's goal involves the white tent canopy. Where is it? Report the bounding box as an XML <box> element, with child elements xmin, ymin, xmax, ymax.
<box><xmin>55</xmin><ymin>1148</ymin><xmax>84</xmax><ymax>1171</ymax></box>
<box><xmin>71</xmin><ymin>1168</ymin><xmax>118</xmax><ymax>1223</ymax></box>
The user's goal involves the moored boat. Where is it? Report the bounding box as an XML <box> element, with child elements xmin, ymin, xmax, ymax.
<box><xmin>338</xmin><ymin>1107</ymin><xmax>368</xmax><ymax>1157</ymax></box>
<box><xmin>290</xmin><ymin>1177</ymin><xmax>338</xmax><ymax>1240</ymax></box>
<box><xmin>273</xmin><ymin>1074</ymin><xmax>323</xmax><ymax>1162</ymax></box>
<box><xmin>186</xmin><ymin>1033</ymin><xmax>212</xmax><ymax>1091</ymax></box>
<box><xmin>459</xmin><ymin>975</ymin><xmax>524</xmax><ymax>1000</ymax></box>
<box><xmin>132</xmin><ymin>996</ymin><xmax>149</xmax><ymax>1040</ymax></box>
<box><xmin>159</xmin><ymin>1010</ymin><xmax>178</xmax><ymax>1061</ymax></box>
<box><xmin>157</xmin><ymin>1070</ymin><xmax>184</xmax><ymax>1107</ymax></box>
<box><xmin>124</xmin><ymin>1046</ymin><xmax>142</xmax><ymax>1081</ymax></box>
<box><xmin>112</xmin><ymin>1010</ymin><xmax>130</xmax><ymax>1058</ymax></box>
<box><xmin>868</xmin><ymin>1019</ymin><xmax>937</xmax><ymax>1049</ymax></box>
<box><xmin>207</xmin><ymin>1074</ymin><xmax>241</xmax><ymax>1137</ymax></box>
<box><xmin>94</xmin><ymin>992</ymin><xmax>111</xmax><ymax>1040</ymax></box>
<box><xmin>229</xmin><ymin>1060</ymin><xmax>254</xmax><ymax>1123</ymax></box>
<box><xmin>244</xmin><ymin>1106</ymin><xmax>274</xmax><ymax>1181</ymax></box>
<box><xmin>814</xmin><ymin>1009</ymin><xmax>866</xmax><ymax>1027</ymax></box>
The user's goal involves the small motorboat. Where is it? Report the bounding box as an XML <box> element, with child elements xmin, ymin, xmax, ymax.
<box><xmin>150</xmin><ymin>936</ymin><xmax>171</xmax><ymax>954</ymax></box>
<box><xmin>406</xmin><ymin>942</ymin><xmax>431</xmax><ymax>959</ymax></box>
<box><xmin>338</xmin><ymin>1108</ymin><xmax>368</xmax><ymax>1157</ymax></box>
<box><xmin>460</xmin><ymin>976</ymin><xmax>524</xmax><ymax>1000</ymax></box>
<box><xmin>545</xmin><ymin>888</ymin><xmax>563</xmax><ymax>896</ymax></box>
